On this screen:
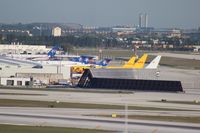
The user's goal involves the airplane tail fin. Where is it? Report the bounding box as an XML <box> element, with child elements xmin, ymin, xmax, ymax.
<box><xmin>47</xmin><ymin>46</ymin><xmax>59</xmax><ymax>58</ymax></box>
<box><xmin>96</xmin><ymin>58</ymin><xmax>112</xmax><ymax>66</ymax></box>
<box><xmin>123</xmin><ymin>56</ymin><xmax>136</xmax><ymax>67</ymax></box>
<box><xmin>146</xmin><ymin>56</ymin><xmax>161</xmax><ymax>69</ymax></box>
<box><xmin>80</xmin><ymin>55</ymin><xmax>96</xmax><ymax>64</ymax></box>
<box><xmin>70</xmin><ymin>55</ymin><xmax>95</xmax><ymax>64</ymax></box>
<box><xmin>132</xmin><ymin>54</ymin><xmax>148</xmax><ymax>68</ymax></box>
<box><xmin>70</xmin><ymin>57</ymin><xmax>81</xmax><ymax>62</ymax></box>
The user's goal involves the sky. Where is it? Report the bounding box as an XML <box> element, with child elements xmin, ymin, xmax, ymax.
<box><xmin>0</xmin><ymin>0</ymin><xmax>199</xmax><ymax>29</ymax></box>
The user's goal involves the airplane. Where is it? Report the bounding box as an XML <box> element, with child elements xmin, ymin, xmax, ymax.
<box><xmin>71</xmin><ymin>54</ymin><xmax>161</xmax><ymax>74</ymax></box>
<box><xmin>69</xmin><ymin>55</ymin><xmax>98</xmax><ymax>64</ymax></box>
<box><xmin>106</xmin><ymin>54</ymin><xmax>148</xmax><ymax>69</ymax></box>
<box><xmin>122</xmin><ymin>55</ymin><xmax>136</xmax><ymax>68</ymax></box>
<box><xmin>106</xmin><ymin>54</ymin><xmax>162</xmax><ymax>69</ymax></box>
<box><xmin>145</xmin><ymin>55</ymin><xmax>161</xmax><ymax>69</ymax></box>
<box><xmin>6</xmin><ymin>46</ymin><xmax>79</xmax><ymax>61</ymax></box>
<box><xmin>71</xmin><ymin>58</ymin><xmax>112</xmax><ymax>74</ymax></box>
<box><xmin>29</xmin><ymin>46</ymin><xmax>59</xmax><ymax>61</ymax></box>
<box><xmin>93</xmin><ymin>58</ymin><xmax>112</xmax><ymax>66</ymax></box>
<box><xmin>69</xmin><ymin>55</ymin><xmax>112</xmax><ymax>66</ymax></box>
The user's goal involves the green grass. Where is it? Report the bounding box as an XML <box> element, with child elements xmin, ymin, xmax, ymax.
<box><xmin>159</xmin><ymin>56</ymin><xmax>200</xmax><ymax>70</ymax></box>
<box><xmin>73</xmin><ymin>49</ymin><xmax>200</xmax><ymax>69</ymax></box>
<box><xmin>127</xmin><ymin>115</ymin><xmax>200</xmax><ymax>123</ymax></box>
<box><xmin>0</xmin><ymin>86</ymin><xmax>133</xmax><ymax>94</ymax></box>
<box><xmin>151</xmin><ymin>100</ymin><xmax>200</xmax><ymax>105</ymax></box>
<box><xmin>88</xmin><ymin>115</ymin><xmax>200</xmax><ymax>124</ymax></box>
<box><xmin>0</xmin><ymin>124</ymin><xmax>110</xmax><ymax>133</ymax></box>
<box><xmin>72</xmin><ymin>49</ymin><xmax>136</xmax><ymax>59</ymax></box>
<box><xmin>0</xmin><ymin>99</ymin><xmax>195</xmax><ymax>111</ymax></box>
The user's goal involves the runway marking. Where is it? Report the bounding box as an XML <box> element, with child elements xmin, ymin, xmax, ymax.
<box><xmin>0</xmin><ymin>123</ymin><xmax>29</xmax><ymax>126</ymax></box>
<box><xmin>0</xmin><ymin>113</ymin><xmax>200</xmax><ymax>130</ymax></box>
<box><xmin>152</xmin><ymin>129</ymin><xmax>158</xmax><ymax>133</ymax></box>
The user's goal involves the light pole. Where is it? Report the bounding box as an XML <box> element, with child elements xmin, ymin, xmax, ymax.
<box><xmin>99</xmin><ymin>49</ymin><xmax>102</xmax><ymax>60</ymax></box>
<box><xmin>124</xmin><ymin>102</ymin><xmax>128</xmax><ymax>133</ymax></box>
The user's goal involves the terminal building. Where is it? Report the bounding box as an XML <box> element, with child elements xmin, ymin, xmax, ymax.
<box><xmin>0</xmin><ymin>64</ymin><xmax>71</xmax><ymax>86</ymax></box>
<box><xmin>0</xmin><ymin>44</ymin><xmax>51</xmax><ymax>55</ymax></box>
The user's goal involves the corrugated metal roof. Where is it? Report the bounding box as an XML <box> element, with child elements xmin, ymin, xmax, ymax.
<box><xmin>89</xmin><ymin>68</ymin><xmax>157</xmax><ymax>80</ymax></box>
<box><xmin>0</xmin><ymin>56</ymin><xmax>41</xmax><ymax>66</ymax></box>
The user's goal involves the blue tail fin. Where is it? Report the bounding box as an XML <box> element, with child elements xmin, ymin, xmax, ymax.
<box><xmin>47</xmin><ymin>46</ymin><xmax>59</xmax><ymax>58</ymax></box>
<box><xmin>96</xmin><ymin>58</ymin><xmax>112</xmax><ymax>66</ymax></box>
<box><xmin>70</xmin><ymin>55</ymin><xmax>96</xmax><ymax>64</ymax></box>
<box><xmin>70</xmin><ymin>57</ymin><xmax>83</xmax><ymax>62</ymax></box>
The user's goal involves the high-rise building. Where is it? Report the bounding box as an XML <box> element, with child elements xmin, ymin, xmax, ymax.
<box><xmin>144</xmin><ymin>13</ymin><xmax>148</xmax><ymax>28</ymax></box>
<box><xmin>139</xmin><ymin>13</ymin><xmax>148</xmax><ymax>28</ymax></box>
<box><xmin>52</xmin><ymin>27</ymin><xmax>62</xmax><ymax>37</ymax></box>
<box><xmin>139</xmin><ymin>13</ymin><xmax>143</xmax><ymax>28</ymax></box>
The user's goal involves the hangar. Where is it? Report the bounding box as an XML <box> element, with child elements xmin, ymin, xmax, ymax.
<box><xmin>78</xmin><ymin>69</ymin><xmax>183</xmax><ymax>92</ymax></box>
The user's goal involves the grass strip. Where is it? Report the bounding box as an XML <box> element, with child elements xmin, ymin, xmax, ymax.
<box><xmin>151</xmin><ymin>100</ymin><xmax>200</xmax><ymax>105</ymax></box>
<box><xmin>73</xmin><ymin>49</ymin><xmax>200</xmax><ymax>70</ymax></box>
<box><xmin>0</xmin><ymin>86</ymin><xmax>133</xmax><ymax>94</ymax></box>
<box><xmin>87</xmin><ymin>115</ymin><xmax>200</xmax><ymax>124</ymax></box>
<box><xmin>0</xmin><ymin>124</ymin><xmax>110</xmax><ymax>133</ymax></box>
<box><xmin>0</xmin><ymin>99</ymin><xmax>195</xmax><ymax>111</ymax></box>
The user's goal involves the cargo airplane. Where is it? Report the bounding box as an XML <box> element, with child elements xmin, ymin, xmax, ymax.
<box><xmin>106</xmin><ymin>54</ymin><xmax>148</xmax><ymax>69</ymax></box>
<box><xmin>145</xmin><ymin>55</ymin><xmax>161</xmax><ymax>69</ymax></box>
<box><xmin>6</xmin><ymin>46</ymin><xmax>79</xmax><ymax>61</ymax></box>
<box><xmin>71</xmin><ymin>54</ymin><xmax>143</xmax><ymax>74</ymax></box>
<box><xmin>103</xmin><ymin>54</ymin><xmax>161</xmax><ymax>69</ymax></box>
<box><xmin>71</xmin><ymin>58</ymin><xmax>112</xmax><ymax>74</ymax></box>
<box><xmin>71</xmin><ymin>54</ymin><xmax>161</xmax><ymax>74</ymax></box>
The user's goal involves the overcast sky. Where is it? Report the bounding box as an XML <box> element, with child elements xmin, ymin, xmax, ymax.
<box><xmin>0</xmin><ymin>0</ymin><xmax>199</xmax><ymax>28</ymax></box>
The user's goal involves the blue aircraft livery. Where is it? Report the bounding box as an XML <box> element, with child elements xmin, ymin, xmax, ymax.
<box><xmin>47</xmin><ymin>46</ymin><xmax>60</xmax><ymax>58</ymax></box>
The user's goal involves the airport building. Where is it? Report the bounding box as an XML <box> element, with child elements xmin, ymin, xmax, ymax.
<box><xmin>0</xmin><ymin>44</ymin><xmax>51</xmax><ymax>54</ymax></box>
<box><xmin>78</xmin><ymin>69</ymin><xmax>183</xmax><ymax>92</ymax></box>
<box><xmin>0</xmin><ymin>77</ymin><xmax>31</xmax><ymax>86</ymax></box>
<box><xmin>0</xmin><ymin>44</ymin><xmax>76</xmax><ymax>87</ymax></box>
<box><xmin>0</xmin><ymin>65</ymin><xmax>71</xmax><ymax>85</ymax></box>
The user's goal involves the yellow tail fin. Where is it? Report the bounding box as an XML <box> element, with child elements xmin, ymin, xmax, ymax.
<box><xmin>123</xmin><ymin>56</ymin><xmax>136</xmax><ymax>67</ymax></box>
<box><xmin>132</xmin><ymin>54</ymin><xmax>148</xmax><ymax>68</ymax></box>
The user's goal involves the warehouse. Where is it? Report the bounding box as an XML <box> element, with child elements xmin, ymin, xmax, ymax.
<box><xmin>78</xmin><ymin>69</ymin><xmax>183</xmax><ymax>92</ymax></box>
<box><xmin>0</xmin><ymin>77</ymin><xmax>31</xmax><ymax>86</ymax></box>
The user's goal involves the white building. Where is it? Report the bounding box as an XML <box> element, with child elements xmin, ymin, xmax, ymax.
<box><xmin>0</xmin><ymin>77</ymin><xmax>31</xmax><ymax>86</ymax></box>
<box><xmin>0</xmin><ymin>44</ymin><xmax>51</xmax><ymax>55</ymax></box>
<box><xmin>0</xmin><ymin>65</ymin><xmax>71</xmax><ymax>84</ymax></box>
<box><xmin>52</xmin><ymin>27</ymin><xmax>62</xmax><ymax>37</ymax></box>
<box><xmin>112</xmin><ymin>27</ymin><xmax>136</xmax><ymax>33</ymax></box>
<box><xmin>193</xmin><ymin>45</ymin><xmax>200</xmax><ymax>52</ymax></box>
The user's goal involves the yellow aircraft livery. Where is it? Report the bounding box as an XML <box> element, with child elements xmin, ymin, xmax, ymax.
<box><xmin>106</xmin><ymin>54</ymin><xmax>148</xmax><ymax>69</ymax></box>
<box><xmin>71</xmin><ymin>54</ymin><xmax>148</xmax><ymax>74</ymax></box>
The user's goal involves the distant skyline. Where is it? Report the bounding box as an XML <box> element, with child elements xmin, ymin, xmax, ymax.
<box><xmin>0</xmin><ymin>0</ymin><xmax>200</xmax><ymax>29</ymax></box>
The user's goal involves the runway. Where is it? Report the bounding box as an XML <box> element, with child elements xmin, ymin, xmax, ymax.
<box><xmin>0</xmin><ymin>88</ymin><xmax>200</xmax><ymax>111</ymax></box>
<box><xmin>0</xmin><ymin>71</ymin><xmax>200</xmax><ymax>133</ymax></box>
<box><xmin>0</xmin><ymin>107</ymin><xmax>200</xmax><ymax>117</ymax></box>
<box><xmin>0</xmin><ymin>108</ymin><xmax>200</xmax><ymax>133</ymax></box>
